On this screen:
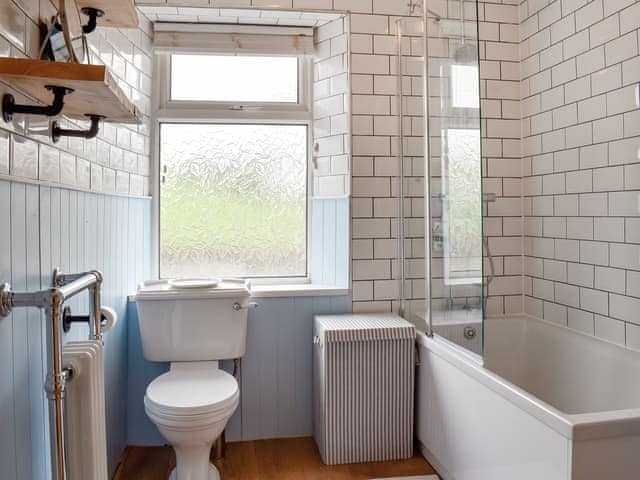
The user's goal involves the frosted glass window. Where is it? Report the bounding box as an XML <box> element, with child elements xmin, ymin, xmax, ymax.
<box><xmin>159</xmin><ymin>123</ymin><xmax>308</xmax><ymax>279</ymax></box>
<box><xmin>170</xmin><ymin>55</ymin><xmax>299</xmax><ymax>103</ymax></box>
<box><xmin>450</xmin><ymin>65</ymin><xmax>479</xmax><ymax>109</ymax></box>
<box><xmin>443</xmin><ymin>128</ymin><xmax>482</xmax><ymax>280</ymax></box>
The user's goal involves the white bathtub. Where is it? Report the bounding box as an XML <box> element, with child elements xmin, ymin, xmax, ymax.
<box><xmin>416</xmin><ymin>314</ymin><xmax>640</xmax><ymax>480</ymax></box>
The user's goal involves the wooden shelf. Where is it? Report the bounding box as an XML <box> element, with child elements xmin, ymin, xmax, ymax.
<box><xmin>52</xmin><ymin>0</ymin><xmax>139</xmax><ymax>30</ymax></box>
<box><xmin>0</xmin><ymin>58</ymin><xmax>140</xmax><ymax>124</ymax></box>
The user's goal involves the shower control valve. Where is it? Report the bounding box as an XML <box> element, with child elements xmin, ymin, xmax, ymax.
<box><xmin>464</xmin><ymin>326</ymin><xmax>477</xmax><ymax>340</ymax></box>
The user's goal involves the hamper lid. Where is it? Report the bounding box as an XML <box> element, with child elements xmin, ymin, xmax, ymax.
<box><xmin>314</xmin><ymin>313</ymin><xmax>415</xmax><ymax>342</ymax></box>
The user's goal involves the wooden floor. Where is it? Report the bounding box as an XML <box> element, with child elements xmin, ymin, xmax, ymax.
<box><xmin>114</xmin><ymin>437</ymin><xmax>439</xmax><ymax>480</ymax></box>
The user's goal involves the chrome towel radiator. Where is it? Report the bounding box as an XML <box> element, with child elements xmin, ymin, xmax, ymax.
<box><xmin>0</xmin><ymin>268</ymin><xmax>104</xmax><ymax>480</ymax></box>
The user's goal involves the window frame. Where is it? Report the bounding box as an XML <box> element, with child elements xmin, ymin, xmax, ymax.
<box><xmin>157</xmin><ymin>53</ymin><xmax>312</xmax><ymax>118</ymax></box>
<box><xmin>169</xmin><ymin>54</ymin><xmax>301</xmax><ymax>105</ymax></box>
<box><xmin>439</xmin><ymin>61</ymin><xmax>483</xmax><ymax>287</ymax></box>
<box><xmin>448</xmin><ymin>63</ymin><xmax>480</xmax><ymax>111</ymax></box>
<box><xmin>152</xmin><ymin>52</ymin><xmax>314</xmax><ymax>284</ymax></box>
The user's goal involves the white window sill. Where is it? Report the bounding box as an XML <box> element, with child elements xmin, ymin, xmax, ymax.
<box><xmin>250</xmin><ymin>284</ymin><xmax>349</xmax><ymax>298</ymax></box>
<box><xmin>127</xmin><ymin>284</ymin><xmax>349</xmax><ymax>301</ymax></box>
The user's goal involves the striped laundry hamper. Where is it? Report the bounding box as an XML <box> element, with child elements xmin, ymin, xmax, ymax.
<box><xmin>313</xmin><ymin>313</ymin><xmax>416</xmax><ymax>465</ymax></box>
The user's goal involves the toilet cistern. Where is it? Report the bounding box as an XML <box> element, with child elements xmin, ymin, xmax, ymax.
<box><xmin>135</xmin><ymin>279</ymin><xmax>255</xmax><ymax>480</ymax></box>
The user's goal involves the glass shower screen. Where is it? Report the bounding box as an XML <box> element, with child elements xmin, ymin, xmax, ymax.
<box><xmin>399</xmin><ymin>1</ymin><xmax>484</xmax><ymax>356</ymax></box>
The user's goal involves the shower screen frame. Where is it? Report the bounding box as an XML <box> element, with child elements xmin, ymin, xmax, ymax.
<box><xmin>418</xmin><ymin>1</ymin><xmax>484</xmax><ymax>349</ymax></box>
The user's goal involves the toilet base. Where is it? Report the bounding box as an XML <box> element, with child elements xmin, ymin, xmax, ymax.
<box><xmin>169</xmin><ymin>463</ymin><xmax>220</xmax><ymax>480</ymax></box>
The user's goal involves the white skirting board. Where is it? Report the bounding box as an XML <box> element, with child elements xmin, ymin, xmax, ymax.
<box><xmin>370</xmin><ymin>476</ymin><xmax>439</xmax><ymax>480</ymax></box>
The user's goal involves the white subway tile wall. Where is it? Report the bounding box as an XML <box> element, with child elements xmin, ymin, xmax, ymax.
<box><xmin>313</xmin><ymin>16</ymin><xmax>351</xmax><ymax>197</ymax></box>
<box><xmin>137</xmin><ymin>0</ymin><xmax>518</xmax><ymax>314</ymax></box>
<box><xmin>0</xmin><ymin>1</ymin><xmax>153</xmax><ymax>196</ymax></box>
<box><xmin>11</xmin><ymin>0</ymin><xmax>632</xmax><ymax>350</ymax></box>
<box><xmin>522</xmin><ymin>0</ymin><xmax>640</xmax><ymax>349</ymax></box>
<box><xmin>350</xmin><ymin>12</ymin><xmax>424</xmax><ymax>314</ymax></box>
<box><xmin>480</xmin><ymin>0</ymin><xmax>523</xmax><ymax>315</ymax></box>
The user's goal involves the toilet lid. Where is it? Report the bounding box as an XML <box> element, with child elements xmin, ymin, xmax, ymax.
<box><xmin>146</xmin><ymin>368</ymin><xmax>238</xmax><ymax>416</ymax></box>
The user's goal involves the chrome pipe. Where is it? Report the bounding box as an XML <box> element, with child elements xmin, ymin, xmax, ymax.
<box><xmin>422</xmin><ymin>3</ymin><xmax>434</xmax><ymax>338</ymax></box>
<box><xmin>48</xmin><ymin>271</ymin><xmax>103</xmax><ymax>479</ymax></box>
<box><xmin>57</xmin><ymin>273</ymin><xmax>100</xmax><ymax>303</ymax></box>
<box><xmin>0</xmin><ymin>269</ymin><xmax>104</xmax><ymax>480</ymax></box>
<box><xmin>2</xmin><ymin>273</ymin><xmax>100</xmax><ymax>316</ymax></box>
<box><xmin>53</xmin><ymin>269</ymin><xmax>104</xmax><ymax>341</ymax></box>
<box><xmin>90</xmin><ymin>270</ymin><xmax>104</xmax><ymax>342</ymax></box>
<box><xmin>45</xmin><ymin>295</ymin><xmax>67</xmax><ymax>480</ymax></box>
<box><xmin>3</xmin><ymin>288</ymin><xmax>52</xmax><ymax>311</ymax></box>
<box><xmin>396</xmin><ymin>18</ymin><xmax>407</xmax><ymax>318</ymax></box>
<box><xmin>0</xmin><ymin>283</ymin><xmax>11</xmax><ymax>317</ymax></box>
<box><xmin>53</xmin><ymin>269</ymin><xmax>87</xmax><ymax>286</ymax></box>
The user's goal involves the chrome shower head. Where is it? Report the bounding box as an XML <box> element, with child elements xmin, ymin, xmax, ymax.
<box><xmin>454</xmin><ymin>42</ymin><xmax>478</xmax><ymax>64</ymax></box>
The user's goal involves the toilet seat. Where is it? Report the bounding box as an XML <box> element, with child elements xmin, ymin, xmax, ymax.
<box><xmin>145</xmin><ymin>368</ymin><xmax>239</xmax><ymax>420</ymax></box>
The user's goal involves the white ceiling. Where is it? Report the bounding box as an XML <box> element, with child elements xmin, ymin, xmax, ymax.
<box><xmin>136</xmin><ymin>5</ymin><xmax>344</xmax><ymax>27</ymax></box>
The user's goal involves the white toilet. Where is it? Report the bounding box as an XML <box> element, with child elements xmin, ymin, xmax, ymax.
<box><xmin>135</xmin><ymin>279</ymin><xmax>253</xmax><ymax>480</ymax></box>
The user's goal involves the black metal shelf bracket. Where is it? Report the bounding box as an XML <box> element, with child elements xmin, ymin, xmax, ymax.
<box><xmin>80</xmin><ymin>7</ymin><xmax>105</xmax><ymax>34</ymax></box>
<box><xmin>51</xmin><ymin>114</ymin><xmax>103</xmax><ymax>143</ymax></box>
<box><xmin>2</xmin><ymin>85</ymin><xmax>74</xmax><ymax>122</ymax></box>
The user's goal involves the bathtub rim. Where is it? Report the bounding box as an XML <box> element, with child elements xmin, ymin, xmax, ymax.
<box><xmin>417</xmin><ymin>314</ymin><xmax>640</xmax><ymax>441</ymax></box>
